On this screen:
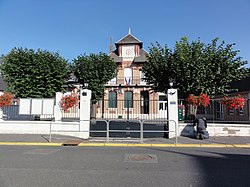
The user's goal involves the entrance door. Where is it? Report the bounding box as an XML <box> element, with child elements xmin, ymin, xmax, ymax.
<box><xmin>159</xmin><ymin>101</ymin><xmax>168</xmax><ymax>118</ymax></box>
<box><xmin>140</xmin><ymin>91</ymin><xmax>149</xmax><ymax>114</ymax></box>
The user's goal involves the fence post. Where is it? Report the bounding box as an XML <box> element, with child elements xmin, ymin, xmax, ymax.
<box><xmin>0</xmin><ymin>108</ymin><xmax>4</xmax><ymax>121</ymax></box>
<box><xmin>175</xmin><ymin>120</ymin><xmax>178</xmax><ymax>144</ymax></box>
<box><xmin>107</xmin><ymin>120</ymin><xmax>110</xmax><ymax>143</ymax></box>
<box><xmin>54</xmin><ymin>92</ymin><xmax>63</xmax><ymax>121</ymax></box>
<box><xmin>167</xmin><ymin>88</ymin><xmax>179</xmax><ymax>138</ymax></box>
<box><xmin>127</xmin><ymin>100</ymin><xmax>129</xmax><ymax>120</ymax></box>
<box><xmin>140</xmin><ymin>120</ymin><xmax>143</xmax><ymax>143</ymax></box>
<box><xmin>79</xmin><ymin>89</ymin><xmax>92</xmax><ymax>139</ymax></box>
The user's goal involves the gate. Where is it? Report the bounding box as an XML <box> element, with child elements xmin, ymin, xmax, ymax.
<box><xmin>90</xmin><ymin>119</ymin><xmax>177</xmax><ymax>143</ymax></box>
<box><xmin>96</xmin><ymin>99</ymin><xmax>167</xmax><ymax>121</ymax></box>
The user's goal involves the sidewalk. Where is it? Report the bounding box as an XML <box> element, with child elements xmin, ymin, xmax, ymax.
<box><xmin>0</xmin><ymin>134</ymin><xmax>249</xmax><ymax>147</ymax></box>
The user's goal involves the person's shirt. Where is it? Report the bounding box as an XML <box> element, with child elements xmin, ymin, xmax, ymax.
<box><xmin>193</xmin><ymin>118</ymin><xmax>206</xmax><ymax>131</ymax></box>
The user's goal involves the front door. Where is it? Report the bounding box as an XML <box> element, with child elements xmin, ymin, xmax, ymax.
<box><xmin>140</xmin><ymin>91</ymin><xmax>149</xmax><ymax>114</ymax></box>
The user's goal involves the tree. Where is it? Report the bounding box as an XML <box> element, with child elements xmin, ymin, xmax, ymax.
<box><xmin>142</xmin><ymin>42</ymin><xmax>173</xmax><ymax>93</ymax></box>
<box><xmin>72</xmin><ymin>52</ymin><xmax>117</xmax><ymax>102</ymax></box>
<box><xmin>1</xmin><ymin>47</ymin><xmax>69</xmax><ymax>98</ymax></box>
<box><xmin>142</xmin><ymin>37</ymin><xmax>249</xmax><ymax>99</ymax></box>
<box><xmin>200</xmin><ymin>38</ymin><xmax>249</xmax><ymax>96</ymax></box>
<box><xmin>172</xmin><ymin>37</ymin><xmax>208</xmax><ymax>98</ymax></box>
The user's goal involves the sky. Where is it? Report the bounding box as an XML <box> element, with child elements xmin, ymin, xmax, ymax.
<box><xmin>0</xmin><ymin>0</ymin><xmax>249</xmax><ymax>67</ymax></box>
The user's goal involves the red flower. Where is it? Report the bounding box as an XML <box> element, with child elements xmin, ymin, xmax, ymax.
<box><xmin>60</xmin><ymin>94</ymin><xmax>79</xmax><ymax>111</ymax></box>
<box><xmin>0</xmin><ymin>92</ymin><xmax>13</xmax><ymax>107</ymax></box>
<box><xmin>222</xmin><ymin>94</ymin><xmax>245</xmax><ymax>109</ymax></box>
<box><xmin>187</xmin><ymin>93</ymin><xmax>210</xmax><ymax>108</ymax></box>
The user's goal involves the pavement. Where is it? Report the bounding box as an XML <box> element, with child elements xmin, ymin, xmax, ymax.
<box><xmin>0</xmin><ymin>134</ymin><xmax>249</xmax><ymax>148</ymax></box>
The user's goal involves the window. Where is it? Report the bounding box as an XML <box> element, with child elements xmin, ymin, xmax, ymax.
<box><xmin>140</xmin><ymin>71</ymin><xmax>146</xmax><ymax>85</ymax></box>
<box><xmin>108</xmin><ymin>77</ymin><xmax>117</xmax><ymax>85</ymax></box>
<box><xmin>236</xmin><ymin>108</ymin><xmax>244</xmax><ymax>116</ymax></box>
<box><xmin>124</xmin><ymin>68</ymin><xmax>132</xmax><ymax>85</ymax></box>
<box><xmin>108</xmin><ymin>91</ymin><xmax>117</xmax><ymax>108</ymax></box>
<box><xmin>124</xmin><ymin>91</ymin><xmax>133</xmax><ymax>108</ymax></box>
<box><xmin>228</xmin><ymin>108</ymin><xmax>234</xmax><ymax>115</ymax></box>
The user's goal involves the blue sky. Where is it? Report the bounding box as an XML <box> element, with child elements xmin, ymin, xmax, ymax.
<box><xmin>0</xmin><ymin>0</ymin><xmax>249</xmax><ymax>66</ymax></box>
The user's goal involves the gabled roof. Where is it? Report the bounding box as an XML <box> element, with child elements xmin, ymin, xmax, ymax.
<box><xmin>133</xmin><ymin>49</ymin><xmax>148</xmax><ymax>62</ymax></box>
<box><xmin>115</xmin><ymin>34</ymin><xmax>142</xmax><ymax>47</ymax></box>
<box><xmin>229</xmin><ymin>76</ymin><xmax>250</xmax><ymax>92</ymax></box>
<box><xmin>110</xmin><ymin>51</ymin><xmax>122</xmax><ymax>63</ymax></box>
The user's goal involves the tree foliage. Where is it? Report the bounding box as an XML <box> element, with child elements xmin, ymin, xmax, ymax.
<box><xmin>72</xmin><ymin>53</ymin><xmax>117</xmax><ymax>102</ymax></box>
<box><xmin>1</xmin><ymin>47</ymin><xmax>69</xmax><ymax>98</ymax></box>
<box><xmin>142</xmin><ymin>42</ymin><xmax>173</xmax><ymax>92</ymax></box>
<box><xmin>142</xmin><ymin>37</ymin><xmax>249</xmax><ymax>98</ymax></box>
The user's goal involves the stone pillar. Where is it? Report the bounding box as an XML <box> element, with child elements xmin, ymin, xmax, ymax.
<box><xmin>79</xmin><ymin>89</ymin><xmax>92</xmax><ymax>139</ymax></box>
<box><xmin>54</xmin><ymin>92</ymin><xmax>63</xmax><ymax>121</ymax></box>
<box><xmin>0</xmin><ymin>109</ymin><xmax>4</xmax><ymax>121</ymax></box>
<box><xmin>167</xmin><ymin>88</ymin><xmax>178</xmax><ymax>138</ymax></box>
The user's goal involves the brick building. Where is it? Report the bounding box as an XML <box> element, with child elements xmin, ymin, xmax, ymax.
<box><xmin>96</xmin><ymin>31</ymin><xmax>167</xmax><ymax>119</ymax></box>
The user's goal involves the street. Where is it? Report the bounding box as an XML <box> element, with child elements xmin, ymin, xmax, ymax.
<box><xmin>0</xmin><ymin>146</ymin><xmax>249</xmax><ymax>187</ymax></box>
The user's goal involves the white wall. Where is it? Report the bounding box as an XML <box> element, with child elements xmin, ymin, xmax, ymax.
<box><xmin>179</xmin><ymin>122</ymin><xmax>250</xmax><ymax>137</ymax></box>
<box><xmin>0</xmin><ymin>121</ymin><xmax>249</xmax><ymax>137</ymax></box>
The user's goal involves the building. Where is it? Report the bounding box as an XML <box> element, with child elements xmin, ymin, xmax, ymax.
<box><xmin>96</xmin><ymin>31</ymin><xmax>167</xmax><ymax>119</ymax></box>
<box><xmin>218</xmin><ymin>76</ymin><xmax>250</xmax><ymax>122</ymax></box>
<box><xmin>195</xmin><ymin>76</ymin><xmax>250</xmax><ymax>123</ymax></box>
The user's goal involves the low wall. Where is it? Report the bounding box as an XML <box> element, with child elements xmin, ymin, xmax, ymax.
<box><xmin>0</xmin><ymin>121</ymin><xmax>249</xmax><ymax>138</ymax></box>
<box><xmin>179</xmin><ymin>122</ymin><xmax>250</xmax><ymax>137</ymax></box>
<box><xmin>0</xmin><ymin>121</ymin><xmax>88</xmax><ymax>139</ymax></box>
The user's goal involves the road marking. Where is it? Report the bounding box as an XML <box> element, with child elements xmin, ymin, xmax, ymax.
<box><xmin>0</xmin><ymin>142</ymin><xmax>61</xmax><ymax>146</ymax></box>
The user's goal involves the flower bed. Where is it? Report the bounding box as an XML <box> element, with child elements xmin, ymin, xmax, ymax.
<box><xmin>222</xmin><ymin>94</ymin><xmax>245</xmax><ymax>109</ymax></box>
<box><xmin>0</xmin><ymin>92</ymin><xmax>13</xmax><ymax>107</ymax></box>
<box><xmin>187</xmin><ymin>93</ymin><xmax>210</xmax><ymax>107</ymax></box>
<box><xmin>60</xmin><ymin>94</ymin><xmax>79</xmax><ymax>111</ymax></box>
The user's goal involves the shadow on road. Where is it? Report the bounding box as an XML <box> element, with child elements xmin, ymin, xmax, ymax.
<box><xmin>149</xmin><ymin>148</ymin><xmax>250</xmax><ymax>187</ymax></box>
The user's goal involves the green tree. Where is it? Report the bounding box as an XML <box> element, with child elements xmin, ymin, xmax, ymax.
<box><xmin>142</xmin><ymin>42</ymin><xmax>173</xmax><ymax>93</ymax></box>
<box><xmin>1</xmin><ymin>47</ymin><xmax>69</xmax><ymax>98</ymax></box>
<box><xmin>172</xmin><ymin>37</ymin><xmax>208</xmax><ymax>98</ymax></box>
<box><xmin>201</xmin><ymin>38</ymin><xmax>249</xmax><ymax>96</ymax></box>
<box><xmin>142</xmin><ymin>37</ymin><xmax>249</xmax><ymax>98</ymax></box>
<box><xmin>72</xmin><ymin>52</ymin><xmax>117</xmax><ymax>102</ymax></box>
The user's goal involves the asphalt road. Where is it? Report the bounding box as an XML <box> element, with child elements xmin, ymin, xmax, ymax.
<box><xmin>0</xmin><ymin>146</ymin><xmax>249</xmax><ymax>187</ymax></box>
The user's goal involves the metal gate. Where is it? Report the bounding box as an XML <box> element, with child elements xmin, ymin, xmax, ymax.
<box><xmin>96</xmin><ymin>99</ymin><xmax>168</xmax><ymax>120</ymax></box>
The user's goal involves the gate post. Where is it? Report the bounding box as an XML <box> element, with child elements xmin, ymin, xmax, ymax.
<box><xmin>54</xmin><ymin>92</ymin><xmax>63</xmax><ymax>121</ymax></box>
<box><xmin>167</xmin><ymin>88</ymin><xmax>178</xmax><ymax>138</ymax></box>
<box><xmin>79</xmin><ymin>89</ymin><xmax>92</xmax><ymax>139</ymax></box>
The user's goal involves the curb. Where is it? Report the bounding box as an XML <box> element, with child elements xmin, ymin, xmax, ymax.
<box><xmin>0</xmin><ymin>142</ymin><xmax>62</xmax><ymax>146</ymax></box>
<box><xmin>78</xmin><ymin>143</ymin><xmax>250</xmax><ymax>148</ymax></box>
<box><xmin>0</xmin><ymin>142</ymin><xmax>249</xmax><ymax>148</ymax></box>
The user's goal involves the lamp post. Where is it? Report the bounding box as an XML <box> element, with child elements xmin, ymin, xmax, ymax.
<box><xmin>84</xmin><ymin>82</ymin><xmax>89</xmax><ymax>89</ymax></box>
<box><xmin>169</xmin><ymin>79</ymin><xmax>174</xmax><ymax>88</ymax></box>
